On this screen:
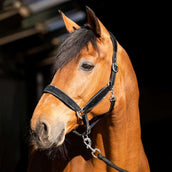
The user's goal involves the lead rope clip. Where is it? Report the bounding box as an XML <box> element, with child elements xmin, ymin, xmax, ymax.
<box><xmin>82</xmin><ymin>135</ymin><xmax>101</xmax><ymax>158</ymax></box>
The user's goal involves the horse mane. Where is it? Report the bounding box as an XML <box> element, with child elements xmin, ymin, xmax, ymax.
<box><xmin>53</xmin><ymin>26</ymin><xmax>98</xmax><ymax>72</ymax></box>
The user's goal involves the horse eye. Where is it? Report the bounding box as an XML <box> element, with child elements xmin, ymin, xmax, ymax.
<box><xmin>80</xmin><ymin>62</ymin><xmax>95</xmax><ymax>71</ymax></box>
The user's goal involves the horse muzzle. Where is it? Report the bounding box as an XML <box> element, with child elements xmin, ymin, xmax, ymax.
<box><xmin>30</xmin><ymin>120</ymin><xmax>66</xmax><ymax>149</ymax></box>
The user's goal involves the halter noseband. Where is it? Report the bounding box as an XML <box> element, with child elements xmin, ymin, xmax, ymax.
<box><xmin>43</xmin><ymin>33</ymin><xmax>128</xmax><ymax>172</ymax></box>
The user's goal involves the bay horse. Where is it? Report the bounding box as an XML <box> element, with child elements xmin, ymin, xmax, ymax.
<box><xmin>29</xmin><ymin>7</ymin><xmax>150</xmax><ymax>172</ymax></box>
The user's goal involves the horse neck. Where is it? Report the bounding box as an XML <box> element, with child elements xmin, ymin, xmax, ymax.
<box><xmin>91</xmin><ymin>43</ymin><xmax>148</xmax><ymax>171</ymax></box>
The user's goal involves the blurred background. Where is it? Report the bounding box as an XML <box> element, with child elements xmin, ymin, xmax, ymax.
<box><xmin>0</xmin><ymin>0</ymin><xmax>171</xmax><ymax>171</ymax></box>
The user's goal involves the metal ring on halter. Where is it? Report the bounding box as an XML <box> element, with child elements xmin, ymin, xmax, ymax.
<box><xmin>76</xmin><ymin>108</ymin><xmax>84</xmax><ymax>119</ymax></box>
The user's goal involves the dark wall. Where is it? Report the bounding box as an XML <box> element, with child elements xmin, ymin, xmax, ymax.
<box><xmin>0</xmin><ymin>79</ymin><xmax>28</xmax><ymax>171</ymax></box>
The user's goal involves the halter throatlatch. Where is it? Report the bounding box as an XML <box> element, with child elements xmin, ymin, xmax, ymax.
<box><xmin>43</xmin><ymin>33</ymin><xmax>128</xmax><ymax>172</ymax></box>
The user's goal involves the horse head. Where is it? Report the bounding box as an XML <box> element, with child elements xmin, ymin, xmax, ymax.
<box><xmin>30</xmin><ymin>7</ymin><xmax>116</xmax><ymax>149</ymax></box>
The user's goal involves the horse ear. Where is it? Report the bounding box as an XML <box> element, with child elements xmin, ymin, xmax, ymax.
<box><xmin>59</xmin><ymin>10</ymin><xmax>80</xmax><ymax>33</ymax></box>
<box><xmin>86</xmin><ymin>6</ymin><xmax>109</xmax><ymax>39</ymax></box>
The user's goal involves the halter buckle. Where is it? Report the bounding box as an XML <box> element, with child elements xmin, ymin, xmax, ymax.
<box><xmin>110</xmin><ymin>89</ymin><xmax>116</xmax><ymax>102</ymax></box>
<box><xmin>112</xmin><ymin>63</ymin><xmax>118</xmax><ymax>73</ymax></box>
<box><xmin>110</xmin><ymin>94</ymin><xmax>116</xmax><ymax>102</ymax></box>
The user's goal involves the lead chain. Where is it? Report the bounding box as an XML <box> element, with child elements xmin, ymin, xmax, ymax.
<box><xmin>82</xmin><ymin>135</ymin><xmax>101</xmax><ymax>158</ymax></box>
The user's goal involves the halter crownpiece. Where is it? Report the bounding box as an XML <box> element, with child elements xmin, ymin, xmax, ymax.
<box><xmin>43</xmin><ymin>32</ymin><xmax>128</xmax><ymax>172</ymax></box>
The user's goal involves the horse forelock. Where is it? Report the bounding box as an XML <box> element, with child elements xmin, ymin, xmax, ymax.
<box><xmin>53</xmin><ymin>26</ymin><xmax>98</xmax><ymax>73</ymax></box>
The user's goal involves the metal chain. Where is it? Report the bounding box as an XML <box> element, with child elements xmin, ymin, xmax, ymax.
<box><xmin>82</xmin><ymin>135</ymin><xmax>101</xmax><ymax>158</ymax></box>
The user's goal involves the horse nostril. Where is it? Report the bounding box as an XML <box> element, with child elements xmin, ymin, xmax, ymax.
<box><xmin>42</xmin><ymin>122</ymin><xmax>48</xmax><ymax>133</ymax></box>
<box><xmin>36</xmin><ymin>121</ymin><xmax>49</xmax><ymax>141</ymax></box>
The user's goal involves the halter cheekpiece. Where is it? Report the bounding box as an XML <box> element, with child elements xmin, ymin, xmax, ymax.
<box><xmin>43</xmin><ymin>32</ymin><xmax>128</xmax><ymax>172</ymax></box>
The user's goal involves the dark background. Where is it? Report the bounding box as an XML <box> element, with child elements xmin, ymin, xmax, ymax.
<box><xmin>0</xmin><ymin>0</ymin><xmax>171</xmax><ymax>171</ymax></box>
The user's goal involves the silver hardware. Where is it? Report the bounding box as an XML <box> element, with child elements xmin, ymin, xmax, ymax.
<box><xmin>82</xmin><ymin>135</ymin><xmax>101</xmax><ymax>158</ymax></box>
<box><xmin>76</xmin><ymin>108</ymin><xmax>84</xmax><ymax>119</ymax></box>
<box><xmin>91</xmin><ymin>148</ymin><xmax>101</xmax><ymax>158</ymax></box>
<box><xmin>110</xmin><ymin>88</ymin><xmax>116</xmax><ymax>102</ymax></box>
<box><xmin>112</xmin><ymin>63</ymin><xmax>118</xmax><ymax>73</ymax></box>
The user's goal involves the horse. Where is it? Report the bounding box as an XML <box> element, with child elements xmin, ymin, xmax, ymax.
<box><xmin>28</xmin><ymin>6</ymin><xmax>150</xmax><ymax>172</ymax></box>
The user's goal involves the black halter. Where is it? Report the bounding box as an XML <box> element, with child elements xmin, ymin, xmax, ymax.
<box><xmin>44</xmin><ymin>32</ymin><xmax>118</xmax><ymax>134</ymax></box>
<box><xmin>43</xmin><ymin>33</ymin><xmax>128</xmax><ymax>172</ymax></box>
